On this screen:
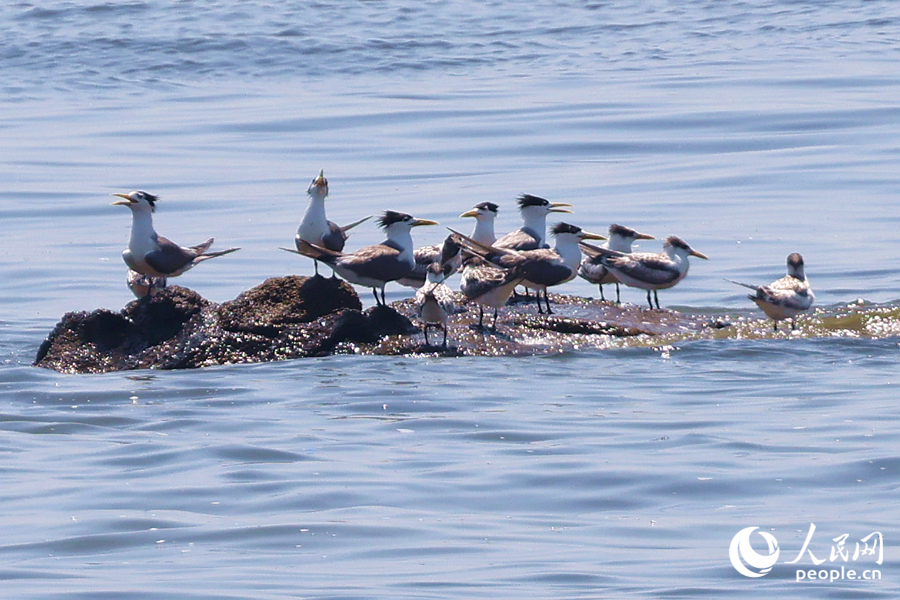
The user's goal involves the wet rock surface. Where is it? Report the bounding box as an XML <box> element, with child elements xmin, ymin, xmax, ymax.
<box><xmin>36</xmin><ymin>276</ymin><xmax>893</xmax><ymax>373</ymax></box>
<box><xmin>34</xmin><ymin>276</ymin><xmax>719</xmax><ymax>373</ymax></box>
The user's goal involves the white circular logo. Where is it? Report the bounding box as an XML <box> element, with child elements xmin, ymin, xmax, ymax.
<box><xmin>729</xmin><ymin>526</ymin><xmax>780</xmax><ymax>578</ymax></box>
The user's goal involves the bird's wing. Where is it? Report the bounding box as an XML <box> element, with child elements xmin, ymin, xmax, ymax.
<box><xmin>338</xmin><ymin>244</ymin><xmax>412</xmax><ymax>282</ymax></box>
<box><xmin>460</xmin><ymin>262</ymin><xmax>521</xmax><ymax>299</ymax></box>
<box><xmin>144</xmin><ymin>236</ymin><xmax>197</xmax><ymax>275</ymax></box>
<box><xmin>755</xmin><ymin>283</ymin><xmax>814</xmax><ymax>311</ymax></box>
<box><xmin>579</xmin><ymin>241</ymin><xmax>625</xmax><ymax>260</ymax></box>
<box><xmin>494</xmin><ymin>227</ymin><xmax>541</xmax><ymax>251</ymax></box>
<box><xmin>448</xmin><ymin>229</ymin><xmax>523</xmax><ymax>269</ymax></box>
<box><xmin>607</xmin><ymin>253</ymin><xmax>682</xmax><ymax>286</ymax></box>
<box><xmin>321</xmin><ymin>221</ymin><xmax>349</xmax><ymax>252</ymax></box>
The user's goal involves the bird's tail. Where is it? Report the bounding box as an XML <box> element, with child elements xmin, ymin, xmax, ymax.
<box><xmin>578</xmin><ymin>241</ymin><xmax>621</xmax><ymax>260</ymax></box>
<box><xmin>195</xmin><ymin>246</ymin><xmax>241</xmax><ymax>264</ymax></box>
<box><xmin>340</xmin><ymin>215</ymin><xmax>372</xmax><ymax>234</ymax></box>
<box><xmin>725</xmin><ymin>278</ymin><xmax>758</xmax><ymax>291</ymax></box>
<box><xmin>282</xmin><ymin>239</ymin><xmax>341</xmax><ymax>263</ymax></box>
<box><xmin>447</xmin><ymin>228</ymin><xmax>518</xmax><ymax>267</ymax></box>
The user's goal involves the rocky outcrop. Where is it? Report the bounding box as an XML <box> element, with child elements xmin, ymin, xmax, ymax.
<box><xmin>34</xmin><ymin>274</ymin><xmax>726</xmax><ymax>373</ymax></box>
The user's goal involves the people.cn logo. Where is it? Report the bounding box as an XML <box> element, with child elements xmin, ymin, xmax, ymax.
<box><xmin>730</xmin><ymin>526</ymin><xmax>781</xmax><ymax>578</ymax></box>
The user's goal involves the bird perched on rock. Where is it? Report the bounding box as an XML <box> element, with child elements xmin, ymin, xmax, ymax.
<box><xmin>295</xmin><ymin>170</ymin><xmax>371</xmax><ymax>276</ymax></box>
<box><xmin>126</xmin><ymin>269</ymin><xmax>167</xmax><ymax>299</ymax></box>
<box><xmin>580</xmin><ymin>235</ymin><xmax>708</xmax><ymax>310</ymax></box>
<box><xmin>728</xmin><ymin>253</ymin><xmax>814</xmax><ymax>331</ymax></box>
<box><xmin>112</xmin><ymin>191</ymin><xmax>240</xmax><ymax>279</ymax></box>
<box><xmin>452</xmin><ymin>222</ymin><xmax>606</xmax><ymax>314</ymax></box>
<box><xmin>285</xmin><ymin>210</ymin><xmax>438</xmax><ymax>305</ymax></box>
<box><xmin>578</xmin><ymin>224</ymin><xmax>654</xmax><ymax>303</ymax></box>
<box><xmin>415</xmin><ymin>262</ymin><xmax>457</xmax><ymax>347</ymax></box>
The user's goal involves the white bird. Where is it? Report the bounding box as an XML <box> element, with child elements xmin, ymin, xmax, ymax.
<box><xmin>415</xmin><ymin>262</ymin><xmax>457</xmax><ymax>347</ymax></box>
<box><xmin>728</xmin><ymin>253</ymin><xmax>814</xmax><ymax>331</ymax></box>
<box><xmin>285</xmin><ymin>210</ymin><xmax>438</xmax><ymax>305</ymax></box>
<box><xmin>398</xmin><ymin>201</ymin><xmax>500</xmax><ymax>288</ymax></box>
<box><xmin>580</xmin><ymin>235</ymin><xmax>708</xmax><ymax>310</ymax></box>
<box><xmin>127</xmin><ymin>269</ymin><xmax>167</xmax><ymax>299</ymax></box>
<box><xmin>494</xmin><ymin>194</ymin><xmax>572</xmax><ymax>251</ymax></box>
<box><xmin>453</xmin><ymin>222</ymin><xmax>606</xmax><ymax>314</ymax></box>
<box><xmin>112</xmin><ymin>191</ymin><xmax>240</xmax><ymax>279</ymax></box>
<box><xmin>578</xmin><ymin>224</ymin><xmax>655</xmax><ymax>303</ymax></box>
<box><xmin>296</xmin><ymin>170</ymin><xmax>371</xmax><ymax>276</ymax></box>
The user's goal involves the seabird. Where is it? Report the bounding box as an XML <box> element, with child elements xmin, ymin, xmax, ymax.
<box><xmin>112</xmin><ymin>191</ymin><xmax>240</xmax><ymax>279</ymax></box>
<box><xmin>455</xmin><ymin>256</ymin><xmax>525</xmax><ymax>330</ymax></box>
<box><xmin>127</xmin><ymin>269</ymin><xmax>167</xmax><ymax>299</ymax></box>
<box><xmin>580</xmin><ymin>235</ymin><xmax>708</xmax><ymax>310</ymax></box>
<box><xmin>398</xmin><ymin>201</ymin><xmax>500</xmax><ymax>288</ymax></box>
<box><xmin>398</xmin><ymin>235</ymin><xmax>462</xmax><ymax>288</ymax></box>
<box><xmin>459</xmin><ymin>201</ymin><xmax>499</xmax><ymax>246</ymax></box>
<box><xmin>415</xmin><ymin>262</ymin><xmax>457</xmax><ymax>347</ymax></box>
<box><xmin>728</xmin><ymin>253</ymin><xmax>814</xmax><ymax>331</ymax></box>
<box><xmin>578</xmin><ymin>224</ymin><xmax>655</xmax><ymax>303</ymax></box>
<box><xmin>296</xmin><ymin>170</ymin><xmax>371</xmax><ymax>276</ymax></box>
<box><xmin>286</xmin><ymin>210</ymin><xmax>438</xmax><ymax>305</ymax></box>
<box><xmin>494</xmin><ymin>194</ymin><xmax>572</xmax><ymax>251</ymax></box>
<box><xmin>453</xmin><ymin>222</ymin><xmax>606</xmax><ymax>314</ymax></box>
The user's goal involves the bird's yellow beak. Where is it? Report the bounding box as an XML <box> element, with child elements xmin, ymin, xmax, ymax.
<box><xmin>549</xmin><ymin>202</ymin><xmax>573</xmax><ymax>214</ymax></box>
<box><xmin>580</xmin><ymin>230</ymin><xmax>608</xmax><ymax>241</ymax></box>
<box><xmin>110</xmin><ymin>193</ymin><xmax>135</xmax><ymax>206</ymax></box>
<box><xmin>636</xmin><ymin>233</ymin><xmax>655</xmax><ymax>241</ymax></box>
<box><xmin>313</xmin><ymin>169</ymin><xmax>326</xmax><ymax>186</ymax></box>
<box><xmin>691</xmin><ymin>249</ymin><xmax>710</xmax><ymax>260</ymax></box>
<box><xmin>459</xmin><ymin>208</ymin><xmax>479</xmax><ymax>218</ymax></box>
<box><xmin>411</xmin><ymin>218</ymin><xmax>439</xmax><ymax>227</ymax></box>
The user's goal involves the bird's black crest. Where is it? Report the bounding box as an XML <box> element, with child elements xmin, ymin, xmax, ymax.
<box><xmin>136</xmin><ymin>190</ymin><xmax>159</xmax><ymax>212</ymax></box>
<box><xmin>378</xmin><ymin>210</ymin><xmax>413</xmax><ymax>229</ymax></box>
<box><xmin>609</xmin><ymin>223</ymin><xmax>638</xmax><ymax>238</ymax></box>
<box><xmin>517</xmin><ymin>194</ymin><xmax>550</xmax><ymax>209</ymax></box>
<box><xmin>476</xmin><ymin>201</ymin><xmax>499</xmax><ymax>213</ymax></box>
<box><xmin>551</xmin><ymin>222</ymin><xmax>582</xmax><ymax>236</ymax></box>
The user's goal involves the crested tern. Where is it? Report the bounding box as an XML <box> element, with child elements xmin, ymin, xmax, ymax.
<box><xmin>728</xmin><ymin>252</ymin><xmax>814</xmax><ymax>331</ymax></box>
<box><xmin>580</xmin><ymin>235</ymin><xmax>708</xmax><ymax>310</ymax></box>
<box><xmin>112</xmin><ymin>191</ymin><xmax>240</xmax><ymax>279</ymax></box>
<box><xmin>296</xmin><ymin>170</ymin><xmax>371</xmax><ymax>276</ymax></box>
<box><xmin>453</xmin><ymin>222</ymin><xmax>606</xmax><ymax>314</ymax></box>
<box><xmin>285</xmin><ymin>210</ymin><xmax>438</xmax><ymax>305</ymax></box>
<box><xmin>415</xmin><ymin>262</ymin><xmax>457</xmax><ymax>347</ymax></box>
<box><xmin>494</xmin><ymin>194</ymin><xmax>572</xmax><ymax>251</ymax></box>
<box><xmin>578</xmin><ymin>224</ymin><xmax>654</xmax><ymax>303</ymax></box>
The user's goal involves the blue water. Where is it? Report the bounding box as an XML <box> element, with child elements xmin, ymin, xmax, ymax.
<box><xmin>2</xmin><ymin>1</ymin><xmax>899</xmax><ymax>597</ymax></box>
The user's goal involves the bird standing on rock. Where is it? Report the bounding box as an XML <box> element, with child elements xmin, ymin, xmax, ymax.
<box><xmin>112</xmin><ymin>190</ymin><xmax>240</xmax><ymax>280</ymax></box>
<box><xmin>578</xmin><ymin>224</ymin><xmax>654</xmax><ymax>303</ymax></box>
<box><xmin>453</xmin><ymin>222</ymin><xmax>606</xmax><ymax>315</ymax></box>
<box><xmin>415</xmin><ymin>262</ymin><xmax>457</xmax><ymax>347</ymax></box>
<box><xmin>295</xmin><ymin>170</ymin><xmax>371</xmax><ymax>276</ymax></box>
<box><xmin>286</xmin><ymin>210</ymin><xmax>438</xmax><ymax>305</ymax></box>
<box><xmin>580</xmin><ymin>235</ymin><xmax>708</xmax><ymax>310</ymax></box>
<box><xmin>728</xmin><ymin>252</ymin><xmax>814</xmax><ymax>331</ymax></box>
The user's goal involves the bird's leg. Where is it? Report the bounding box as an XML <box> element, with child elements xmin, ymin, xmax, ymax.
<box><xmin>535</xmin><ymin>289</ymin><xmax>544</xmax><ymax>314</ymax></box>
<box><xmin>372</xmin><ymin>288</ymin><xmax>381</xmax><ymax>305</ymax></box>
<box><xmin>544</xmin><ymin>289</ymin><xmax>553</xmax><ymax>315</ymax></box>
<box><xmin>491</xmin><ymin>308</ymin><xmax>499</xmax><ymax>330</ymax></box>
<box><xmin>598</xmin><ymin>284</ymin><xmax>605</xmax><ymax>302</ymax></box>
<box><xmin>314</xmin><ymin>260</ymin><xmax>320</xmax><ymax>277</ymax></box>
<box><xmin>615</xmin><ymin>283</ymin><xmax>621</xmax><ymax>304</ymax></box>
<box><xmin>441</xmin><ymin>325</ymin><xmax>447</xmax><ymax>348</ymax></box>
<box><xmin>653</xmin><ymin>290</ymin><xmax>661</xmax><ymax>310</ymax></box>
<box><xmin>423</xmin><ymin>324</ymin><xmax>430</xmax><ymax>346</ymax></box>
<box><xmin>646</xmin><ymin>290</ymin><xmax>653</xmax><ymax>309</ymax></box>
<box><xmin>380</xmin><ymin>286</ymin><xmax>387</xmax><ymax>306</ymax></box>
